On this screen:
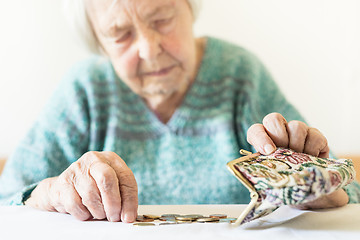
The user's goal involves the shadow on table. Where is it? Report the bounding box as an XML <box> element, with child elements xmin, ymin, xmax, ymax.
<box><xmin>243</xmin><ymin>205</ymin><xmax>359</xmax><ymax>232</ymax></box>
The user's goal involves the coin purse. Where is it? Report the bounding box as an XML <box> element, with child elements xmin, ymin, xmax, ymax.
<box><xmin>227</xmin><ymin>148</ymin><xmax>356</xmax><ymax>226</ymax></box>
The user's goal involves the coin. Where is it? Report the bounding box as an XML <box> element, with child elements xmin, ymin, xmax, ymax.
<box><xmin>136</xmin><ymin>215</ymin><xmax>154</xmax><ymax>222</ymax></box>
<box><xmin>182</xmin><ymin>214</ymin><xmax>204</xmax><ymax>219</ymax></box>
<box><xmin>176</xmin><ymin>220</ymin><xmax>193</xmax><ymax>224</ymax></box>
<box><xmin>159</xmin><ymin>222</ymin><xmax>177</xmax><ymax>226</ymax></box>
<box><xmin>196</xmin><ymin>217</ymin><xmax>219</xmax><ymax>223</ymax></box>
<box><xmin>143</xmin><ymin>214</ymin><xmax>160</xmax><ymax>220</ymax></box>
<box><xmin>209</xmin><ymin>214</ymin><xmax>227</xmax><ymax>219</ymax></box>
<box><xmin>161</xmin><ymin>214</ymin><xmax>181</xmax><ymax>217</ymax></box>
<box><xmin>133</xmin><ymin>223</ymin><xmax>156</xmax><ymax>226</ymax></box>
<box><xmin>137</xmin><ymin>213</ymin><xmax>230</xmax><ymax>225</ymax></box>
<box><xmin>175</xmin><ymin>216</ymin><xmax>196</xmax><ymax>221</ymax></box>
<box><xmin>219</xmin><ymin>218</ymin><xmax>237</xmax><ymax>223</ymax></box>
<box><xmin>159</xmin><ymin>216</ymin><xmax>176</xmax><ymax>221</ymax></box>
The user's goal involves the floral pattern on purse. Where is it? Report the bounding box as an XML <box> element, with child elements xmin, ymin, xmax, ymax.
<box><xmin>227</xmin><ymin>148</ymin><xmax>356</xmax><ymax>226</ymax></box>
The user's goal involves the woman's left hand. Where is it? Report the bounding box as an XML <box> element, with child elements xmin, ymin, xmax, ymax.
<box><xmin>246</xmin><ymin>112</ymin><xmax>349</xmax><ymax>209</ymax></box>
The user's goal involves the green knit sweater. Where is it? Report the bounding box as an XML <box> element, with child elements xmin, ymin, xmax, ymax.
<box><xmin>1</xmin><ymin>37</ymin><xmax>359</xmax><ymax>205</ymax></box>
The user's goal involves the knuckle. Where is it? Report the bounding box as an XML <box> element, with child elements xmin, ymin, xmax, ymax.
<box><xmin>82</xmin><ymin>151</ymin><xmax>101</xmax><ymax>162</ymax></box>
<box><xmin>309</xmin><ymin>128</ymin><xmax>327</xmax><ymax>144</ymax></box>
<box><xmin>288</xmin><ymin>120</ymin><xmax>304</xmax><ymax>129</ymax></box>
<box><xmin>263</xmin><ymin>112</ymin><xmax>284</xmax><ymax>125</ymax></box>
<box><xmin>102</xmin><ymin>151</ymin><xmax>118</xmax><ymax>158</ymax></box>
<box><xmin>49</xmin><ymin>189</ymin><xmax>63</xmax><ymax>208</ymax></box>
<box><xmin>288</xmin><ymin>121</ymin><xmax>307</xmax><ymax>133</ymax></box>
<box><xmin>247</xmin><ymin>123</ymin><xmax>262</xmax><ymax>133</ymax></box>
<box><xmin>59</xmin><ymin>169</ymin><xmax>77</xmax><ymax>185</ymax></box>
<box><xmin>82</xmin><ymin>195</ymin><xmax>102</xmax><ymax>209</ymax></box>
<box><xmin>71</xmin><ymin>161</ymin><xmax>85</xmax><ymax>174</ymax></box>
<box><xmin>247</xmin><ymin>124</ymin><xmax>262</xmax><ymax>142</ymax></box>
<box><xmin>121</xmin><ymin>179</ymin><xmax>138</xmax><ymax>192</ymax></box>
<box><xmin>64</xmin><ymin>201</ymin><xmax>80</xmax><ymax>214</ymax></box>
<box><xmin>98</xmin><ymin>172</ymin><xmax>117</xmax><ymax>191</ymax></box>
<box><xmin>308</xmin><ymin>127</ymin><xmax>320</xmax><ymax>134</ymax></box>
<box><xmin>121</xmin><ymin>190</ymin><xmax>138</xmax><ymax>203</ymax></box>
<box><xmin>323</xmin><ymin>138</ymin><xmax>328</xmax><ymax>146</ymax></box>
<box><xmin>64</xmin><ymin>203</ymin><xmax>90</xmax><ymax>221</ymax></box>
<box><xmin>311</xmin><ymin>127</ymin><xmax>324</xmax><ymax>136</ymax></box>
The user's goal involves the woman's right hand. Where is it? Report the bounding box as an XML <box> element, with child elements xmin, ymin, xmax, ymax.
<box><xmin>25</xmin><ymin>151</ymin><xmax>138</xmax><ymax>223</ymax></box>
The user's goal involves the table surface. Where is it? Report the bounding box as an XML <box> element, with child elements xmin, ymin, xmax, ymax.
<box><xmin>0</xmin><ymin>204</ymin><xmax>359</xmax><ymax>240</ymax></box>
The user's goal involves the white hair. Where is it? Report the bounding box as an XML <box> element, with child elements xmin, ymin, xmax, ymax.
<box><xmin>63</xmin><ymin>0</ymin><xmax>202</xmax><ymax>55</ymax></box>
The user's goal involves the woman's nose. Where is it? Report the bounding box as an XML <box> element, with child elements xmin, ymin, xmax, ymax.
<box><xmin>137</xmin><ymin>30</ymin><xmax>162</xmax><ymax>60</ymax></box>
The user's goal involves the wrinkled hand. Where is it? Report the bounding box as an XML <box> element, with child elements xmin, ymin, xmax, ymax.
<box><xmin>247</xmin><ymin>112</ymin><xmax>348</xmax><ymax>209</ymax></box>
<box><xmin>247</xmin><ymin>112</ymin><xmax>329</xmax><ymax>157</ymax></box>
<box><xmin>25</xmin><ymin>151</ymin><xmax>138</xmax><ymax>222</ymax></box>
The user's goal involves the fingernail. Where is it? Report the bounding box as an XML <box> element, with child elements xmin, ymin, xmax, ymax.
<box><xmin>264</xmin><ymin>144</ymin><xmax>275</xmax><ymax>155</ymax></box>
<box><xmin>109</xmin><ymin>215</ymin><xmax>120</xmax><ymax>222</ymax></box>
<box><xmin>123</xmin><ymin>213</ymin><xmax>136</xmax><ymax>223</ymax></box>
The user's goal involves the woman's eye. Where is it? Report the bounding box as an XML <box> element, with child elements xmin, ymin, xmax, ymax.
<box><xmin>115</xmin><ymin>31</ymin><xmax>131</xmax><ymax>44</ymax></box>
<box><xmin>155</xmin><ymin>18</ymin><xmax>173</xmax><ymax>28</ymax></box>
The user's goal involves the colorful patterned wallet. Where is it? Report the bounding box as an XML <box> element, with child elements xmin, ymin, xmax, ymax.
<box><xmin>227</xmin><ymin>148</ymin><xmax>356</xmax><ymax>226</ymax></box>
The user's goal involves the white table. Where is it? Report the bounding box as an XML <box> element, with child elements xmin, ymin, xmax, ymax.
<box><xmin>0</xmin><ymin>204</ymin><xmax>359</xmax><ymax>240</ymax></box>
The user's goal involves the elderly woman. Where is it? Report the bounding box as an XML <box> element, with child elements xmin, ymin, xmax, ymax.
<box><xmin>0</xmin><ymin>0</ymin><xmax>359</xmax><ymax>223</ymax></box>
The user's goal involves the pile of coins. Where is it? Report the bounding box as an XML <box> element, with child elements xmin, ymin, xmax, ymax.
<box><xmin>133</xmin><ymin>213</ymin><xmax>237</xmax><ymax>226</ymax></box>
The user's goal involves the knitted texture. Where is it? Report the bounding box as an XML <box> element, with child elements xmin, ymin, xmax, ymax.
<box><xmin>1</xmin><ymin>37</ymin><xmax>359</xmax><ymax>205</ymax></box>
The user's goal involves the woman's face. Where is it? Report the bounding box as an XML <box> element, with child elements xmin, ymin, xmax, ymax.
<box><xmin>87</xmin><ymin>0</ymin><xmax>198</xmax><ymax>103</ymax></box>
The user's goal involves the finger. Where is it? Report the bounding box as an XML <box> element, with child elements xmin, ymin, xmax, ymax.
<box><xmin>292</xmin><ymin>189</ymin><xmax>348</xmax><ymax>209</ymax></box>
<box><xmin>247</xmin><ymin>123</ymin><xmax>276</xmax><ymax>155</ymax></box>
<box><xmin>262</xmin><ymin>113</ymin><xmax>289</xmax><ymax>148</ymax></box>
<box><xmin>53</xmin><ymin>205</ymin><xmax>67</xmax><ymax>214</ymax></box>
<box><xmin>49</xmin><ymin>183</ymin><xmax>66</xmax><ymax>213</ymax></box>
<box><xmin>304</xmin><ymin>128</ymin><xmax>329</xmax><ymax>157</ymax></box>
<box><xmin>90</xmin><ymin>161</ymin><xmax>122</xmax><ymax>222</ymax></box>
<box><xmin>61</xmin><ymin>182</ymin><xmax>92</xmax><ymax>221</ymax></box>
<box><xmin>71</xmin><ymin>162</ymin><xmax>106</xmax><ymax>220</ymax></box>
<box><xmin>286</xmin><ymin>120</ymin><xmax>309</xmax><ymax>153</ymax></box>
<box><xmin>105</xmin><ymin>152</ymin><xmax>138</xmax><ymax>223</ymax></box>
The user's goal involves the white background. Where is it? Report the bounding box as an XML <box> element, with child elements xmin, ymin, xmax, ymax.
<box><xmin>0</xmin><ymin>0</ymin><xmax>359</xmax><ymax>158</ymax></box>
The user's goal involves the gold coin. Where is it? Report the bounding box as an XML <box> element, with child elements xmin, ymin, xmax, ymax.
<box><xmin>196</xmin><ymin>217</ymin><xmax>219</xmax><ymax>223</ymax></box>
<box><xmin>143</xmin><ymin>214</ymin><xmax>160</xmax><ymax>219</ymax></box>
<box><xmin>136</xmin><ymin>215</ymin><xmax>154</xmax><ymax>222</ymax></box>
<box><xmin>175</xmin><ymin>216</ymin><xmax>195</xmax><ymax>221</ymax></box>
<box><xmin>176</xmin><ymin>220</ymin><xmax>193</xmax><ymax>224</ymax></box>
<box><xmin>209</xmin><ymin>214</ymin><xmax>227</xmax><ymax>219</ymax></box>
<box><xmin>133</xmin><ymin>223</ymin><xmax>155</xmax><ymax>226</ymax></box>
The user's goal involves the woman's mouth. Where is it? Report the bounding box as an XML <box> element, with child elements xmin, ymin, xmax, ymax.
<box><xmin>143</xmin><ymin>65</ymin><xmax>176</xmax><ymax>77</ymax></box>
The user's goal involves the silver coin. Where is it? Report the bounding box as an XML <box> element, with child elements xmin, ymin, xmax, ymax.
<box><xmin>196</xmin><ymin>217</ymin><xmax>219</xmax><ymax>223</ymax></box>
<box><xmin>159</xmin><ymin>222</ymin><xmax>177</xmax><ymax>226</ymax></box>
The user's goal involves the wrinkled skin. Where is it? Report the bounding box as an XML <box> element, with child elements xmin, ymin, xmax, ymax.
<box><xmin>247</xmin><ymin>112</ymin><xmax>348</xmax><ymax>209</ymax></box>
<box><xmin>25</xmin><ymin>0</ymin><xmax>348</xmax><ymax>222</ymax></box>
<box><xmin>26</xmin><ymin>152</ymin><xmax>138</xmax><ymax>222</ymax></box>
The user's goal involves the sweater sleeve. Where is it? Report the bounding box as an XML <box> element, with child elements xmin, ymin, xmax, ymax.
<box><xmin>0</xmin><ymin>66</ymin><xmax>90</xmax><ymax>205</ymax></box>
<box><xmin>236</xmin><ymin>50</ymin><xmax>360</xmax><ymax>203</ymax></box>
<box><xmin>343</xmin><ymin>181</ymin><xmax>360</xmax><ymax>203</ymax></box>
